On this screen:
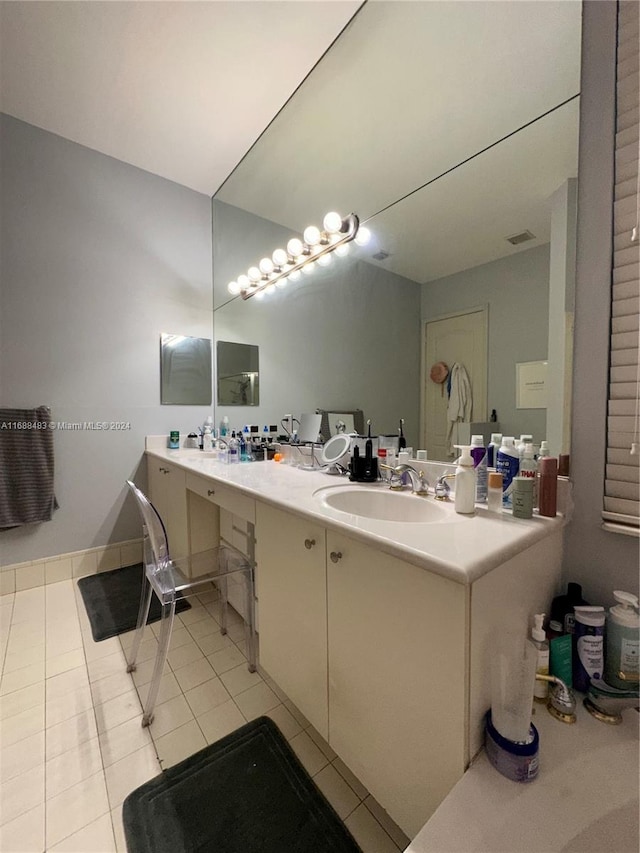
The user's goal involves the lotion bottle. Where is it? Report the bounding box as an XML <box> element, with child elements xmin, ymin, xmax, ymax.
<box><xmin>453</xmin><ymin>445</ymin><xmax>476</xmax><ymax>514</ymax></box>
<box><xmin>470</xmin><ymin>434</ymin><xmax>488</xmax><ymax>503</ymax></box>
<box><xmin>531</xmin><ymin>614</ymin><xmax>550</xmax><ymax>701</ymax></box>
<box><xmin>604</xmin><ymin>591</ymin><xmax>639</xmax><ymax>689</ymax></box>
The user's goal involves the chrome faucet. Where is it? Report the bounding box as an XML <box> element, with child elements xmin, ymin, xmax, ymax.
<box><xmin>381</xmin><ymin>464</ymin><xmax>429</xmax><ymax>496</ymax></box>
<box><xmin>434</xmin><ymin>473</ymin><xmax>456</xmax><ymax>500</ymax></box>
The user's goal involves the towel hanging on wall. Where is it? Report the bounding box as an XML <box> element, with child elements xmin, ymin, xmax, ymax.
<box><xmin>446</xmin><ymin>363</ymin><xmax>473</xmax><ymax>454</ymax></box>
<box><xmin>0</xmin><ymin>406</ymin><xmax>59</xmax><ymax>528</ymax></box>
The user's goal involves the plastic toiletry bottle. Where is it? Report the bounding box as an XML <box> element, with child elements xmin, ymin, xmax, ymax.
<box><xmin>487</xmin><ymin>433</ymin><xmax>502</xmax><ymax>468</ymax></box>
<box><xmin>487</xmin><ymin>471</ymin><xmax>503</xmax><ymax>513</ymax></box>
<box><xmin>551</xmin><ymin>582</ymin><xmax>589</xmax><ymax>635</ymax></box>
<box><xmin>220</xmin><ymin>416</ymin><xmax>229</xmax><ymax>438</ymax></box>
<box><xmin>538</xmin><ymin>457</ymin><xmax>558</xmax><ymax>517</ymax></box>
<box><xmin>496</xmin><ymin>436</ymin><xmax>519</xmax><ymax>507</ymax></box>
<box><xmin>453</xmin><ymin>445</ymin><xmax>476</xmax><ymax>514</ymax></box>
<box><xmin>531</xmin><ymin>614</ymin><xmax>550</xmax><ymax>701</ymax></box>
<box><xmin>238</xmin><ymin>429</ymin><xmax>248</xmax><ymax>462</ymax></box>
<box><xmin>547</xmin><ymin>620</ymin><xmax>572</xmax><ymax>687</ymax></box>
<box><xmin>203</xmin><ymin>424</ymin><xmax>213</xmax><ymax>452</ymax></box>
<box><xmin>228</xmin><ymin>430</ymin><xmax>239</xmax><ymax>464</ymax></box>
<box><xmin>470</xmin><ymin>435</ymin><xmax>488</xmax><ymax>503</ymax></box>
<box><xmin>537</xmin><ymin>440</ymin><xmax>550</xmax><ymax>460</ymax></box>
<box><xmin>512</xmin><ymin>477</ymin><xmax>534</xmax><ymax>519</ymax></box>
<box><xmin>573</xmin><ymin>606</ymin><xmax>605</xmax><ymax>692</ymax></box>
<box><xmin>516</xmin><ymin>435</ymin><xmax>533</xmax><ymax>458</ymax></box>
<box><xmin>398</xmin><ymin>419</ymin><xmax>406</xmax><ymax>452</ymax></box>
<box><xmin>604</xmin><ymin>591</ymin><xmax>639</xmax><ymax>689</ymax></box>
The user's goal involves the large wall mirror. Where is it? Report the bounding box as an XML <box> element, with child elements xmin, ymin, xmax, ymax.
<box><xmin>212</xmin><ymin>1</ymin><xmax>581</xmax><ymax>461</ymax></box>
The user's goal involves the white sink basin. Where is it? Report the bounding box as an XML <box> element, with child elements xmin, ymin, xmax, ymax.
<box><xmin>313</xmin><ymin>485</ymin><xmax>464</xmax><ymax>523</ymax></box>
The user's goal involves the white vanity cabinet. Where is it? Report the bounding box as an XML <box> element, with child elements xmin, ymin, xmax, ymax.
<box><xmin>147</xmin><ymin>458</ymin><xmax>189</xmax><ymax>559</ymax></box>
<box><xmin>255</xmin><ymin>502</ymin><xmax>329</xmax><ymax>738</ymax></box>
<box><xmin>255</xmin><ymin>501</ymin><xmax>468</xmax><ymax>837</ymax></box>
<box><xmin>326</xmin><ymin>530</ymin><xmax>467</xmax><ymax>838</ymax></box>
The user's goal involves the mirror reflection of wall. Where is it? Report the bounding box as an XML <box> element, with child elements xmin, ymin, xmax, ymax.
<box><xmin>216</xmin><ymin>340</ymin><xmax>260</xmax><ymax>406</ymax></box>
<box><xmin>212</xmin><ymin>2</ymin><xmax>581</xmax><ymax>460</ymax></box>
<box><xmin>160</xmin><ymin>333</ymin><xmax>212</xmax><ymax>405</ymax></box>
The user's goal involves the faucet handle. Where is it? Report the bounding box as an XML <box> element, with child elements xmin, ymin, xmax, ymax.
<box><xmin>435</xmin><ymin>474</ymin><xmax>455</xmax><ymax>500</ymax></box>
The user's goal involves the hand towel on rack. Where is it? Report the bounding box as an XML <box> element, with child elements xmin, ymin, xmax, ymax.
<box><xmin>446</xmin><ymin>363</ymin><xmax>473</xmax><ymax>454</ymax></box>
<box><xmin>0</xmin><ymin>406</ymin><xmax>59</xmax><ymax>528</ymax></box>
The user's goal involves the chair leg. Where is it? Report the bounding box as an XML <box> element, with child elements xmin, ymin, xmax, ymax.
<box><xmin>141</xmin><ymin>598</ymin><xmax>175</xmax><ymax>727</ymax></box>
<box><xmin>126</xmin><ymin>574</ymin><xmax>153</xmax><ymax>674</ymax></box>
<box><xmin>219</xmin><ymin>576</ymin><xmax>229</xmax><ymax>636</ymax></box>
<box><xmin>243</xmin><ymin>570</ymin><xmax>257</xmax><ymax>673</ymax></box>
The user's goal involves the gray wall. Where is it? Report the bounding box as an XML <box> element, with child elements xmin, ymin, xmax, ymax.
<box><xmin>563</xmin><ymin>2</ymin><xmax>639</xmax><ymax>603</ymax></box>
<box><xmin>421</xmin><ymin>245</ymin><xmax>549</xmax><ymax>443</ymax></box>
<box><xmin>213</xmin><ymin>201</ymin><xmax>422</xmax><ymax>446</ymax></box>
<box><xmin>0</xmin><ymin>115</ymin><xmax>213</xmax><ymax>566</ymax></box>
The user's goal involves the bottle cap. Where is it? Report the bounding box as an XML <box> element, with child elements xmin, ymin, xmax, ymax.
<box><xmin>611</xmin><ymin>591</ymin><xmax>640</xmax><ymax>627</ymax></box>
<box><xmin>522</xmin><ymin>444</ymin><xmax>535</xmax><ymax>459</ymax></box>
<box><xmin>490</xmin><ymin>433</ymin><xmax>503</xmax><ymax>445</ymax></box>
<box><xmin>539</xmin><ymin>457</ymin><xmax>558</xmax><ymax>476</ymax></box>
<box><xmin>558</xmin><ymin>454</ymin><xmax>570</xmax><ymax>476</ymax></box>
<box><xmin>502</xmin><ymin>436</ymin><xmax>515</xmax><ymax>447</ymax></box>
<box><xmin>471</xmin><ymin>435</ymin><xmax>484</xmax><ymax>446</ymax></box>
<box><xmin>549</xmin><ymin>620</ymin><xmax>563</xmax><ymax>633</ymax></box>
<box><xmin>453</xmin><ymin>445</ymin><xmax>474</xmax><ymax>466</ymax></box>
<box><xmin>532</xmin><ymin>613</ymin><xmax>546</xmax><ymax>642</ymax></box>
<box><xmin>488</xmin><ymin>472</ymin><xmax>503</xmax><ymax>489</ymax></box>
<box><xmin>574</xmin><ymin>606</ymin><xmax>605</xmax><ymax>626</ymax></box>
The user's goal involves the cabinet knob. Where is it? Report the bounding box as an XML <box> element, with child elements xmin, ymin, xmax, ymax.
<box><xmin>208</xmin><ymin>489</ymin><xmax>216</xmax><ymax>496</ymax></box>
<box><xmin>330</xmin><ymin>551</ymin><xmax>343</xmax><ymax>563</ymax></box>
<box><xmin>304</xmin><ymin>538</ymin><xmax>316</xmax><ymax>550</ymax></box>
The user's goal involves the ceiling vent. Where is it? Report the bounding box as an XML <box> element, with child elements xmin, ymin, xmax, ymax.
<box><xmin>505</xmin><ymin>230</ymin><xmax>536</xmax><ymax>246</ymax></box>
<box><xmin>372</xmin><ymin>250</ymin><xmax>390</xmax><ymax>261</ymax></box>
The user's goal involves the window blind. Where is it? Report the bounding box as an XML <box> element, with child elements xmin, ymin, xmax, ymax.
<box><xmin>603</xmin><ymin>0</ymin><xmax>640</xmax><ymax>535</ymax></box>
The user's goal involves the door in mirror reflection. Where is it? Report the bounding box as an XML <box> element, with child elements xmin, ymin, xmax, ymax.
<box><xmin>216</xmin><ymin>341</ymin><xmax>260</xmax><ymax>406</ymax></box>
<box><xmin>160</xmin><ymin>334</ymin><xmax>212</xmax><ymax>405</ymax></box>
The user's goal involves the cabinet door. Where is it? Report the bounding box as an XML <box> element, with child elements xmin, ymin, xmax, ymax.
<box><xmin>327</xmin><ymin>532</ymin><xmax>467</xmax><ymax>838</ymax></box>
<box><xmin>255</xmin><ymin>503</ymin><xmax>328</xmax><ymax>738</ymax></box>
<box><xmin>146</xmin><ymin>460</ymin><xmax>188</xmax><ymax>561</ymax></box>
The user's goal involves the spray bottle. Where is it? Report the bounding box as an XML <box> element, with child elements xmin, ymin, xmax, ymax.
<box><xmin>470</xmin><ymin>435</ymin><xmax>488</xmax><ymax>503</ymax></box>
<box><xmin>453</xmin><ymin>445</ymin><xmax>476</xmax><ymax>514</ymax></box>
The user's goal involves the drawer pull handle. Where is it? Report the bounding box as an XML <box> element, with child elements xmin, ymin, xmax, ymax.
<box><xmin>304</xmin><ymin>538</ymin><xmax>316</xmax><ymax>550</ymax></box>
<box><xmin>330</xmin><ymin>551</ymin><xmax>342</xmax><ymax>563</ymax></box>
<box><xmin>208</xmin><ymin>489</ymin><xmax>216</xmax><ymax>496</ymax></box>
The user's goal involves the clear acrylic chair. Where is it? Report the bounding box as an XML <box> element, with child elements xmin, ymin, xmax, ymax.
<box><xmin>125</xmin><ymin>480</ymin><xmax>257</xmax><ymax>727</ymax></box>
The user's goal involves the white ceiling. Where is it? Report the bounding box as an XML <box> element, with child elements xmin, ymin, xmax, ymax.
<box><xmin>0</xmin><ymin>1</ymin><xmax>361</xmax><ymax>195</ymax></box>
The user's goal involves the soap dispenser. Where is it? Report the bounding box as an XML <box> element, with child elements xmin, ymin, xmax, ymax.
<box><xmin>604</xmin><ymin>591</ymin><xmax>639</xmax><ymax>689</ymax></box>
<box><xmin>453</xmin><ymin>445</ymin><xmax>476</xmax><ymax>514</ymax></box>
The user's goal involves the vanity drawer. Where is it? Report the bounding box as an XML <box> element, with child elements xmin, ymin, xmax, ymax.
<box><xmin>186</xmin><ymin>472</ymin><xmax>255</xmax><ymax>523</ymax></box>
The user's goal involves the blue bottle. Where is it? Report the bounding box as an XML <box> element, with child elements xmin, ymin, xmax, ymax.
<box><xmin>496</xmin><ymin>436</ymin><xmax>519</xmax><ymax>507</ymax></box>
<box><xmin>487</xmin><ymin>433</ymin><xmax>502</xmax><ymax>468</ymax></box>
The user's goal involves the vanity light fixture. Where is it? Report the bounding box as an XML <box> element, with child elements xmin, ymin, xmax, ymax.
<box><xmin>227</xmin><ymin>212</ymin><xmax>369</xmax><ymax>300</ymax></box>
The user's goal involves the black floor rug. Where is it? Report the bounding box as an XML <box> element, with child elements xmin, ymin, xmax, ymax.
<box><xmin>77</xmin><ymin>563</ymin><xmax>191</xmax><ymax>642</ymax></box>
<box><xmin>123</xmin><ymin>716</ymin><xmax>362</xmax><ymax>853</ymax></box>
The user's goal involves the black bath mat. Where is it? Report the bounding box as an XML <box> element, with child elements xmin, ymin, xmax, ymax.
<box><xmin>122</xmin><ymin>716</ymin><xmax>362</xmax><ymax>853</ymax></box>
<box><xmin>77</xmin><ymin>563</ymin><xmax>191</xmax><ymax>642</ymax></box>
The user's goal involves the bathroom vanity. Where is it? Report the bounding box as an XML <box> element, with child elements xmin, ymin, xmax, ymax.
<box><xmin>145</xmin><ymin>439</ymin><xmax>565</xmax><ymax>838</ymax></box>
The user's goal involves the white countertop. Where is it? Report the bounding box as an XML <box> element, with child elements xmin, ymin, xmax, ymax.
<box><xmin>146</xmin><ymin>442</ymin><xmax>565</xmax><ymax>585</ymax></box>
<box><xmin>406</xmin><ymin>701</ymin><xmax>639</xmax><ymax>853</ymax></box>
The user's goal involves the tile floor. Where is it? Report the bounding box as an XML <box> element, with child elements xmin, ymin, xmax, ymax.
<box><xmin>0</xmin><ymin>579</ymin><xmax>410</xmax><ymax>852</ymax></box>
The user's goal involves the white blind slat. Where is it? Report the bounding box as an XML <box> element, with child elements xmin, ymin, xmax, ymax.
<box><xmin>612</xmin><ymin>295</ymin><xmax>640</xmax><ymax>316</ymax></box>
<box><xmin>612</xmin><ymin>330</ymin><xmax>639</xmax><ymax>349</ymax></box>
<box><xmin>612</xmin><ymin>279</ymin><xmax>640</xmax><ymax>300</ymax></box>
<box><xmin>609</xmin><ymin>399</ymin><xmax>638</xmax><ymax>416</ymax></box>
<box><xmin>607</xmin><ymin>463</ymin><xmax>640</xmax><ymax>483</ymax></box>
<box><xmin>611</xmin><ymin>364</ymin><xmax>638</xmax><ymax>383</ymax></box>
<box><xmin>613</xmin><ymin>261</ymin><xmax>639</xmax><ymax>284</ymax></box>
<box><xmin>611</xmin><ymin>345</ymin><xmax>639</xmax><ymax>365</ymax></box>
<box><xmin>610</xmin><ymin>382</ymin><xmax>639</xmax><ymax>399</ymax></box>
<box><xmin>608</xmin><ymin>447</ymin><xmax>640</xmax><ymax>466</ymax></box>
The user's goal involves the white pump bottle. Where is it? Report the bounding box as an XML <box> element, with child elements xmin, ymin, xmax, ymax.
<box><xmin>453</xmin><ymin>445</ymin><xmax>476</xmax><ymax>514</ymax></box>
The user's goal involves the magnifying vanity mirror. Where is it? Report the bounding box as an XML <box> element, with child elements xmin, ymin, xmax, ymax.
<box><xmin>212</xmin><ymin>2</ymin><xmax>581</xmax><ymax>461</ymax></box>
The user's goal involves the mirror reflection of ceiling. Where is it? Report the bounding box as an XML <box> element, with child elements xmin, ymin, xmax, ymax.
<box><xmin>215</xmin><ymin>0</ymin><xmax>581</xmax><ymax>287</ymax></box>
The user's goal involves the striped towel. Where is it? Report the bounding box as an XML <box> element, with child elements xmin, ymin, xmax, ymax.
<box><xmin>0</xmin><ymin>406</ymin><xmax>59</xmax><ymax>528</ymax></box>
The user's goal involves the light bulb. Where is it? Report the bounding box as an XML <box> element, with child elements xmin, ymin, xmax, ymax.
<box><xmin>265</xmin><ymin>283</ymin><xmax>275</xmax><ymax>295</ymax></box>
<box><xmin>289</xmin><ymin>269</ymin><xmax>301</xmax><ymax>281</ymax></box>
<box><xmin>237</xmin><ymin>274</ymin><xmax>250</xmax><ymax>291</ymax></box>
<box><xmin>354</xmin><ymin>226</ymin><xmax>371</xmax><ymax>246</ymax></box>
<box><xmin>317</xmin><ymin>252</ymin><xmax>332</xmax><ymax>267</ymax></box>
<box><xmin>302</xmin><ymin>261</ymin><xmax>315</xmax><ymax>275</ymax></box>
<box><xmin>323</xmin><ymin>211</ymin><xmax>343</xmax><ymax>234</ymax></box>
<box><xmin>227</xmin><ymin>281</ymin><xmax>240</xmax><ymax>294</ymax></box>
<box><xmin>335</xmin><ymin>243</ymin><xmax>350</xmax><ymax>257</ymax></box>
<box><xmin>272</xmin><ymin>248</ymin><xmax>288</xmax><ymax>268</ymax></box>
<box><xmin>259</xmin><ymin>257</ymin><xmax>274</xmax><ymax>275</ymax></box>
<box><xmin>248</xmin><ymin>266</ymin><xmax>261</xmax><ymax>283</ymax></box>
<box><xmin>303</xmin><ymin>225</ymin><xmax>321</xmax><ymax>246</ymax></box>
<box><xmin>287</xmin><ymin>237</ymin><xmax>303</xmax><ymax>258</ymax></box>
